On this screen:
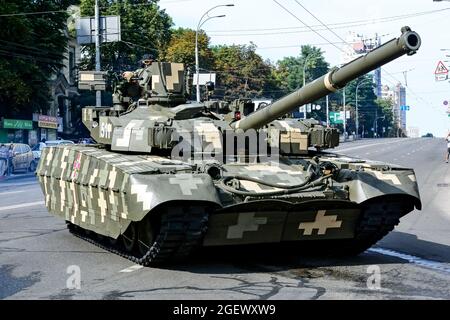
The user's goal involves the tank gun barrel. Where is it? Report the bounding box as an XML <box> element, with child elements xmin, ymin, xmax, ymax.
<box><xmin>232</xmin><ymin>26</ymin><xmax>421</xmax><ymax>131</ymax></box>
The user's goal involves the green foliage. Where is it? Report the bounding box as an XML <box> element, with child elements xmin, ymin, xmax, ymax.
<box><xmin>272</xmin><ymin>46</ymin><xmax>329</xmax><ymax>120</ymax></box>
<box><xmin>163</xmin><ymin>28</ymin><xmax>213</xmax><ymax>70</ymax></box>
<box><xmin>211</xmin><ymin>43</ymin><xmax>274</xmax><ymax>99</ymax></box>
<box><xmin>274</xmin><ymin>45</ymin><xmax>329</xmax><ymax>94</ymax></box>
<box><xmin>376</xmin><ymin>97</ymin><xmax>395</xmax><ymax>137</ymax></box>
<box><xmin>0</xmin><ymin>0</ymin><xmax>75</xmax><ymax>119</ymax></box>
<box><xmin>79</xmin><ymin>0</ymin><xmax>172</xmax><ymax>71</ymax></box>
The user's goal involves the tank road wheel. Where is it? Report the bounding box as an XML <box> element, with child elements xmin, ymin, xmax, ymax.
<box><xmin>122</xmin><ymin>223</ymin><xmax>138</xmax><ymax>253</ymax></box>
<box><xmin>137</xmin><ymin>216</ymin><xmax>156</xmax><ymax>257</ymax></box>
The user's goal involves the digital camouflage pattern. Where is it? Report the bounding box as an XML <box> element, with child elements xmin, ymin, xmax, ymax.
<box><xmin>37</xmin><ymin>27</ymin><xmax>422</xmax><ymax>265</ymax></box>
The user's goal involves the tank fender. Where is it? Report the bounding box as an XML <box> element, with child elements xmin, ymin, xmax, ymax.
<box><xmin>338</xmin><ymin>169</ymin><xmax>422</xmax><ymax>210</ymax></box>
<box><xmin>125</xmin><ymin>172</ymin><xmax>222</xmax><ymax>221</ymax></box>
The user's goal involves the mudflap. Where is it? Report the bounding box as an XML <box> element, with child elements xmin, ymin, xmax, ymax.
<box><xmin>203</xmin><ymin>200</ymin><xmax>361</xmax><ymax>246</ymax></box>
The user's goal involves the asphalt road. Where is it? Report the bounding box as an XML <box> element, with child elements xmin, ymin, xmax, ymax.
<box><xmin>0</xmin><ymin>138</ymin><xmax>449</xmax><ymax>300</ymax></box>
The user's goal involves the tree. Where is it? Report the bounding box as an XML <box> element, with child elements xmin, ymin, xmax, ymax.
<box><xmin>376</xmin><ymin>98</ymin><xmax>396</xmax><ymax>137</ymax></box>
<box><xmin>274</xmin><ymin>45</ymin><xmax>329</xmax><ymax>93</ymax></box>
<box><xmin>163</xmin><ymin>28</ymin><xmax>214</xmax><ymax>71</ymax></box>
<box><xmin>273</xmin><ymin>45</ymin><xmax>329</xmax><ymax>120</ymax></box>
<box><xmin>340</xmin><ymin>74</ymin><xmax>378</xmax><ymax>136</ymax></box>
<box><xmin>0</xmin><ymin>0</ymin><xmax>76</xmax><ymax>119</ymax></box>
<box><xmin>79</xmin><ymin>0</ymin><xmax>173</xmax><ymax>72</ymax></box>
<box><xmin>212</xmin><ymin>43</ymin><xmax>274</xmax><ymax>99</ymax></box>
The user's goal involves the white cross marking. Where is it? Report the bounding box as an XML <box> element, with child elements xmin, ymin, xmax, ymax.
<box><xmin>298</xmin><ymin>210</ymin><xmax>342</xmax><ymax>236</ymax></box>
<box><xmin>227</xmin><ymin>213</ymin><xmax>268</xmax><ymax>239</ymax></box>
<box><xmin>169</xmin><ymin>175</ymin><xmax>203</xmax><ymax>196</ymax></box>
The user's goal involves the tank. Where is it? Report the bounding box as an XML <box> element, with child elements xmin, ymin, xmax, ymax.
<box><xmin>37</xmin><ymin>27</ymin><xmax>422</xmax><ymax>265</ymax></box>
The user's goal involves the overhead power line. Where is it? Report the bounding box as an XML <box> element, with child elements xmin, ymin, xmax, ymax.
<box><xmin>207</xmin><ymin>7</ymin><xmax>450</xmax><ymax>34</ymax></box>
<box><xmin>0</xmin><ymin>9</ymin><xmax>67</xmax><ymax>17</ymax></box>
<box><xmin>271</xmin><ymin>0</ymin><xmax>435</xmax><ymax>116</ymax></box>
<box><xmin>293</xmin><ymin>0</ymin><xmax>348</xmax><ymax>44</ymax></box>
<box><xmin>272</xmin><ymin>0</ymin><xmax>343</xmax><ymax>52</ymax></box>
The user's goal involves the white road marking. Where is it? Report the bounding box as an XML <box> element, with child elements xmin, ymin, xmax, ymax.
<box><xmin>119</xmin><ymin>265</ymin><xmax>144</xmax><ymax>273</ymax></box>
<box><xmin>0</xmin><ymin>191</ymin><xmax>25</xmax><ymax>196</ymax></box>
<box><xmin>0</xmin><ymin>201</ymin><xmax>45</xmax><ymax>212</ymax></box>
<box><xmin>336</xmin><ymin>139</ymin><xmax>404</xmax><ymax>152</ymax></box>
<box><xmin>369</xmin><ymin>248</ymin><xmax>450</xmax><ymax>274</ymax></box>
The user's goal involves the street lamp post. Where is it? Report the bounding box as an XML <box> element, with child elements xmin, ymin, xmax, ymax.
<box><xmin>195</xmin><ymin>4</ymin><xmax>234</xmax><ymax>103</ymax></box>
<box><xmin>355</xmin><ymin>79</ymin><xmax>373</xmax><ymax>139</ymax></box>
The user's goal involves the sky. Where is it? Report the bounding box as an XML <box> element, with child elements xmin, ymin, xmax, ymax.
<box><xmin>159</xmin><ymin>0</ymin><xmax>450</xmax><ymax>137</ymax></box>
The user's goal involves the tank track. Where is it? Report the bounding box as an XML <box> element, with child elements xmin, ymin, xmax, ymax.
<box><xmin>67</xmin><ymin>205</ymin><xmax>209</xmax><ymax>266</ymax></box>
<box><xmin>314</xmin><ymin>198</ymin><xmax>409</xmax><ymax>256</ymax></box>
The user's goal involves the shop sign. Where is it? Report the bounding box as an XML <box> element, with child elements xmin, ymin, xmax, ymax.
<box><xmin>3</xmin><ymin>119</ymin><xmax>33</xmax><ymax>130</ymax></box>
<box><xmin>37</xmin><ymin>115</ymin><xmax>59</xmax><ymax>129</ymax></box>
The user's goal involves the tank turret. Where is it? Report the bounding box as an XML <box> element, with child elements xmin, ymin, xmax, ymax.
<box><xmin>79</xmin><ymin>27</ymin><xmax>420</xmax><ymax>155</ymax></box>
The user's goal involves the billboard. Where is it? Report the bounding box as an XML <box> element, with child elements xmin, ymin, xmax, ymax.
<box><xmin>76</xmin><ymin>15</ymin><xmax>121</xmax><ymax>45</ymax></box>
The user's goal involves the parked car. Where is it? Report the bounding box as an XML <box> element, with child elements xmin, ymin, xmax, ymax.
<box><xmin>6</xmin><ymin>143</ymin><xmax>36</xmax><ymax>173</ymax></box>
<box><xmin>32</xmin><ymin>140</ymin><xmax>74</xmax><ymax>160</ymax></box>
<box><xmin>421</xmin><ymin>133</ymin><xmax>434</xmax><ymax>138</ymax></box>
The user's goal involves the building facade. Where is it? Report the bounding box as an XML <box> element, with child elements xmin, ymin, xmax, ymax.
<box><xmin>45</xmin><ymin>34</ymin><xmax>80</xmax><ymax>143</ymax></box>
<box><xmin>0</xmin><ymin>32</ymin><xmax>80</xmax><ymax>145</ymax></box>
<box><xmin>342</xmin><ymin>32</ymin><xmax>382</xmax><ymax>97</ymax></box>
<box><xmin>381</xmin><ymin>83</ymin><xmax>407</xmax><ymax>133</ymax></box>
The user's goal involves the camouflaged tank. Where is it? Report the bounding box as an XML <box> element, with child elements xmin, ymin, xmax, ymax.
<box><xmin>37</xmin><ymin>27</ymin><xmax>422</xmax><ymax>265</ymax></box>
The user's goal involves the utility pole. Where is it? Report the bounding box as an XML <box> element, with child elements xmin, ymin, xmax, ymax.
<box><xmin>326</xmin><ymin>95</ymin><xmax>329</xmax><ymax>128</ymax></box>
<box><xmin>95</xmin><ymin>0</ymin><xmax>101</xmax><ymax>107</ymax></box>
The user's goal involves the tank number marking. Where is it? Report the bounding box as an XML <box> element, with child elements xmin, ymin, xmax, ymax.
<box><xmin>100</xmin><ymin>122</ymin><xmax>113</xmax><ymax>139</ymax></box>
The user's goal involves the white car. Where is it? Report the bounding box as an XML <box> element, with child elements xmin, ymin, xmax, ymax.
<box><xmin>32</xmin><ymin>140</ymin><xmax>75</xmax><ymax>160</ymax></box>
